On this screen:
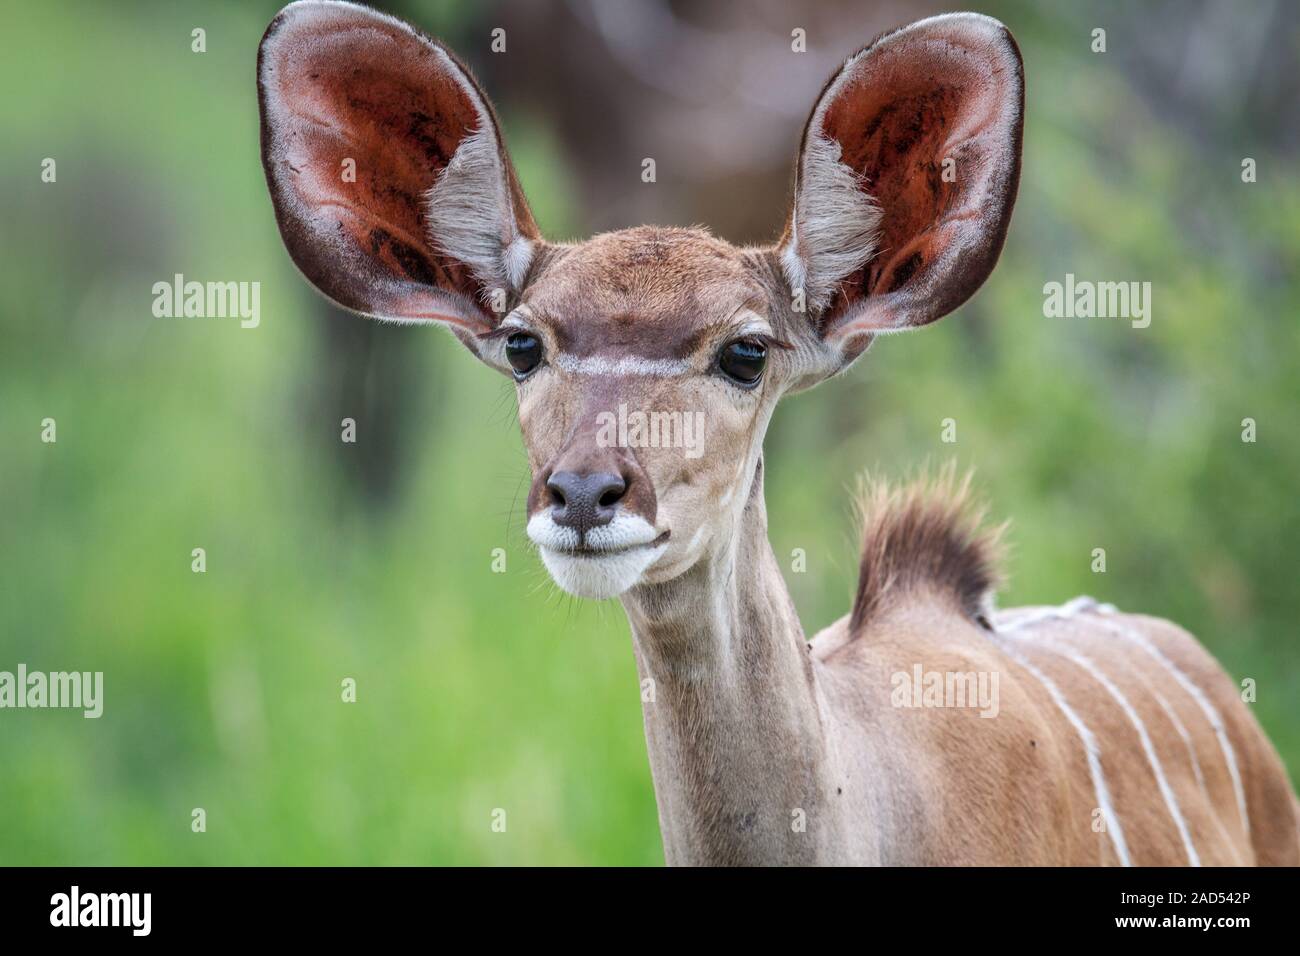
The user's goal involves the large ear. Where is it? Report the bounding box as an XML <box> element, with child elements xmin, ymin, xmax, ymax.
<box><xmin>257</xmin><ymin>0</ymin><xmax>540</xmax><ymax>342</ymax></box>
<box><xmin>779</xmin><ymin>13</ymin><xmax>1023</xmax><ymax>353</ymax></box>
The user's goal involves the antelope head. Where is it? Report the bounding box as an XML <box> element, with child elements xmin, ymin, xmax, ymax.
<box><xmin>258</xmin><ymin>1</ymin><xmax>1023</xmax><ymax>600</ymax></box>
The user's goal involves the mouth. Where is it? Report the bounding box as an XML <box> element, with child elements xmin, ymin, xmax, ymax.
<box><xmin>527</xmin><ymin>513</ymin><xmax>671</xmax><ymax>599</ymax></box>
<box><xmin>549</xmin><ymin>529</ymin><xmax>671</xmax><ymax>558</ymax></box>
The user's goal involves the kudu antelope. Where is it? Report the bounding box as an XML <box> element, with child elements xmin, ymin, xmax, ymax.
<box><xmin>258</xmin><ymin>1</ymin><xmax>1298</xmax><ymax>865</ymax></box>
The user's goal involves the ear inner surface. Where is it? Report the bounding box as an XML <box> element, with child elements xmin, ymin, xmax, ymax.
<box><xmin>258</xmin><ymin>1</ymin><xmax>539</xmax><ymax>332</ymax></box>
<box><xmin>782</xmin><ymin>13</ymin><xmax>1024</xmax><ymax>345</ymax></box>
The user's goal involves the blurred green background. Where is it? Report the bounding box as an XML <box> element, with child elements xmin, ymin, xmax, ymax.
<box><xmin>2</xmin><ymin>0</ymin><xmax>1296</xmax><ymax>865</ymax></box>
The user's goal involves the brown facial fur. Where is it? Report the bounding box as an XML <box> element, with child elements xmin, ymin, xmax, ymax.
<box><xmin>513</xmin><ymin>228</ymin><xmax>785</xmax><ymax>576</ymax></box>
<box><xmin>524</xmin><ymin>228</ymin><xmax>769</xmax><ymax>359</ymax></box>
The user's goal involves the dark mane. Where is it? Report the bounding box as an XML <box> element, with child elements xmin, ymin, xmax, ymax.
<box><xmin>849</xmin><ymin>465</ymin><xmax>1006</xmax><ymax>632</ymax></box>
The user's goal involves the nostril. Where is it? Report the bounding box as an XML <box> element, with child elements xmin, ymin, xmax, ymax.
<box><xmin>545</xmin><ymin>472</ymin><xmax>574</xmax><ymax>510</ymax></box>
<box><xmin>547</xmin><ymin>480</ymin><xmax>567</xmax><ymax>508</ymax></box>
<box><xmin>597</xmin><ymin>477</ymin><xmax>627</xmax><ymax>508</ymax></box>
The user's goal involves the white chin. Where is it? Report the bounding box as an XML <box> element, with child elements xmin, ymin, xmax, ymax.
<box><xmin>538</xmin><ymin>544</ymin><xmax>667</xmax><ymax>599</ymax></box>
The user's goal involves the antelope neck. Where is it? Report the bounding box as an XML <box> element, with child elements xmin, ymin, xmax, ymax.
<box><xmin>620</xmin><ymin>471</ymin><xmax>843</xmax><ymax>865</ymax></box>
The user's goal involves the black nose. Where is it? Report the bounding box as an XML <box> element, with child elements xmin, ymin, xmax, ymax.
<box><xmin>546</xmin><ymin>471</ymin><xmax>626</xmax><ymax>537</ymax></box>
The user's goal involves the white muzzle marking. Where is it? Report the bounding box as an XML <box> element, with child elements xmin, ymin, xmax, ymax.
<box><xmin>527</xmin><ymin>511</ymin><xmax>667</xmax><ymax>599</ymax></box>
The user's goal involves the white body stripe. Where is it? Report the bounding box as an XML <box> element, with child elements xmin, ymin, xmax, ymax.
<box><xmin>1143</xmin><ymin>678</ymin><xmax>1244</xmax><ymax>864</ymax></box>
<box><xmin>1044</xmin><ymin>640</ymin><xmax>1201</xmax><ymax>866</ymax></box>
<box><xmin>1095</xmin><ymin>613</ymin><xmax>1250</xmax><ymax>839</ymax></box>
<box><xmin>1147</xmin><ymin>683</ymin><xmax>1207</xmax><ymax>794</ymax></box>
<box><xmin>997</xmin><ymin>595</ymin><xmax>1105</xmax><ymax>632</ymax></box>
<box><xmin>996</xmin><ymin>637</ymin><xmax>1132</xmax><ymax>866</ymax></box>
<box><xmin>997</xmin><ymin>596</ymin><xmax>1249</xmax><ymax>862</ymax></box>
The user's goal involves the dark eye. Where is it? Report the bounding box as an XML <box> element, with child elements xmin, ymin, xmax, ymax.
<box><xmin>505</xmin><ymin>332</ymin><xmax>543</xmax><ymax>378</ymax></box>
<box><xmin>718</xmin><ymin>339</ymin><xmax>767</xmax><ymax>386</ymax></box>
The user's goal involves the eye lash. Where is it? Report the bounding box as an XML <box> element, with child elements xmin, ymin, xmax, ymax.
<box><xmin>713</xmin><ymin>333</ymin><xmax>788</xmax><ymax>358</ymax></box>
<box><xmin>753</xmin><ymin>333</ymin><xmax>795</xmax><ymax>351</ymax></box>
<box><xmin>719</xmin><ymin>331</ymin><xmax>792</xmax><ymax>353</ymax></box>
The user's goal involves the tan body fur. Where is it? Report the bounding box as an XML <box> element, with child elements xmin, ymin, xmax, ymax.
<box><xmin>627</xmin><ymin>470</ymin><xmax>1297</xmax><ymax>865</ymax></box>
